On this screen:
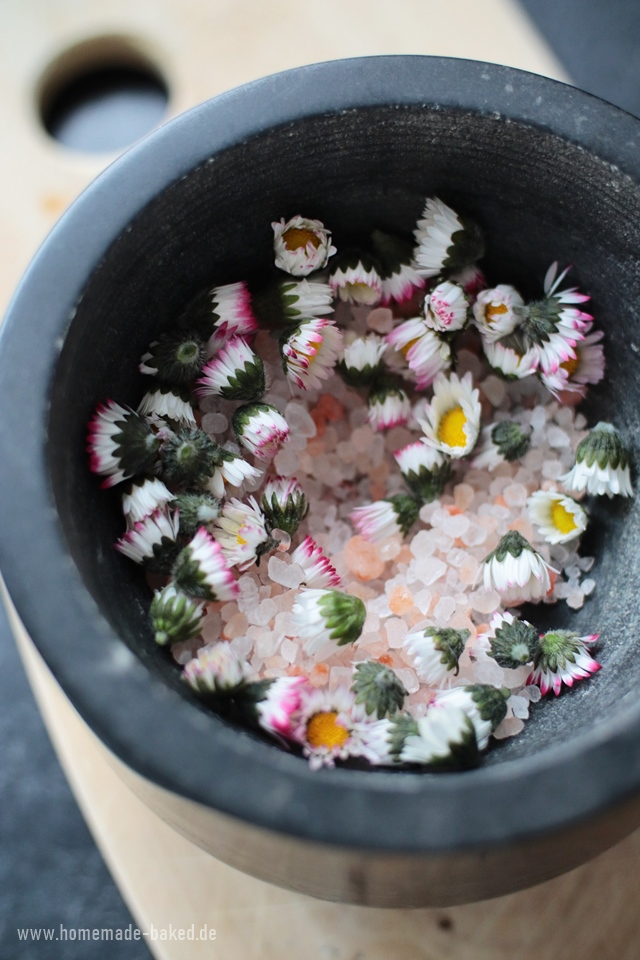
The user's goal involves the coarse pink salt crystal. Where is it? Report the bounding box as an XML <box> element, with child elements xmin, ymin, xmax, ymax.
<box><xmin>200</xmin><ymin>611</ymin><xmax>222</xmax><ymax>643</ymax></box>
<box><xmin>367</xmin><ymin>307</ymin><xmax>394</xmax><ymax>333</ymax></box>
<box><xmin>509</xmin><ymin>517</ymin><xmax>534</xmax><ymax>541</ymax></box>
<box><xmin>394</xmin><ymin>667</ymin><xmax>420</xmax><ymax>695</ymax></box>
<box><xmin>388</xmin><ymin>585</ymin><xmax>414</xmax><ymax>615</ymax></box>
<box><xmin>453</xmin><ymin>483</ymin><xmax>475</xmax><ymax>510</ymax></box>
<box><xmin>378</xmin><ymin>535</ymin><xmax>402</xmax><ymax>561</ymax></box>
<box><xmin>509</xmin><ymin>695</ymin><xmax>530</xmax><ymax>719</ymax></box>
<box><xmin>444</xmin><ymin>513</ymin><xmax>471</xmax><ymax>538</ymax></box>
<box><xmin>410</xmin><ymin>530</ymin><xmax>436</xmax><ymax>559</ymax></box>
<box><xmin>433</xmin><ymin>596</ymin><xmax>456</xmax><ymax>620</ymax></box>
<box><xmin>413</xmin><ymin>589</ymin><xmax>432</xmax><ymax>615</ymax></box>
<box><xmin>458</xmin><ymin>557</ymin><xmax>479</xmax><ymax>585</ymax></box>
<box><xmin>469</xmin><ymin>587</ymin><xmax>501</xmax><ymax>615</ymax></box>
<box><xmin>344</xmin><ymin>536</ymin><xmax>385</xmax><ymax>581</ymax></box>
<box><xmin>502</xmin><ymin>665</ymin><xmax>531</xmax><ymax>689</ymax></box>
<box><xmin>503</xmin><ymin>483</ymin><xmax>528</xmax><ymax>508</ymax></box>
<box><xmin>567</xmin><ymin>588</ymin><xmax>585</xmax><ymax>610</ymax></box>
<box><xmin>385</xmin><ymin>618</ymin><xmax>408</xmax><ymax>648</ymax></box>
<box><xmin>411</xmin><ymin>555</ymin><xmax>447</xmax><ymax>586</ymax></box>
<box><xmin>330</xmin><ymin>666</ymin><xmax>354</xmax><ymax>691</ymax></box>
<box><xmin>493</xmin><ymin>717</ymin><xmax>525</xmax><ymax>739</ymax></box>
<box><xmin>279</xmin><ymin>638</ymin><xmax>299</xmax><ymax>664</ymax></box>
<box><xmin>220</xmin><ymin>601</ymin><xmax>238</xmax><ymax>622</ymax></box>
<box><xmin>223</xmin><ymin>612</ymin><xmax>249</xmax><ymax>640</ymax></box>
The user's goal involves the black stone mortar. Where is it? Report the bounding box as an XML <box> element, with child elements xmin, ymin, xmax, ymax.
<box><xmin>1</xmin><ymin>56</ymin><xmax>640</xmax><ymax>908</ymax></box>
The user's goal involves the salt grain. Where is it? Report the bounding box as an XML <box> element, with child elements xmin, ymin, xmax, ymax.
<box><xmin>385</xmin><ymin>618</ymin><xmax>408</xmax><ymax>648</ymax></box>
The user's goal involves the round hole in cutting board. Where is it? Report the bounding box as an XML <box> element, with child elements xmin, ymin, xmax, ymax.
<box><xmin>39</xmin><ymin>35</ymin><xmax>169</xmax><ymax>153</ymax></box>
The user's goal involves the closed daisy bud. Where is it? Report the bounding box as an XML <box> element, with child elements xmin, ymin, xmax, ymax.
<box><xmin>404</xmin><ymin>627</ymin><xmax>469</xmax><ymax>685</ymax></box>
<box><xmin>391</xmin><ymin>706</ymin><xmax>480</xmax><ymax>769</ymax></box>
<box><xmin>482</xmin><ymin>530</ymin><xmax>555</xmax><ymax>604</ymax></box>
<box><xmin>196</xmin><ymin>336</ymin><xmax>265</xmax><ymax>402</ymax></box>
<box><xmin>386</xmin><ymin>318</ymin><xmax>451</xmax><ymax>389</ymax></box>
<box><xmin>561</xmin><ymin>421</ymin><xmax>633</xmax><ymax>498</ymax></box>
<box><xmin>208</xmin><ymin>449</ymin><xmax>262</xmax><ymax>498</ymax></box>
<box><xmin>88</xmin><ymin>400</ymin><xmax>161</xmax><ymax>488</ymax></box>
<box><xmin>159</xmin><ymin>427</ymin><xmax>220</xmax><ymax>488</ymax></box>
<box><xmin>290</xmin><ymin>535</ymin><xmax>341</xmax><ymax>588</ymax></box>
<box><xmin>338</xmin><ymin>333</ymin><xmax>387</xmax><ymax>387</ymax></box>
<box><xmin>482</xmin><ymin>333</ymin><xmax>539</xmax><ymax>379</ymax></box>
<box><xmin>292</xmin><ymin>588</ymin><xmax>366</xmax><ymax>654</ymax></box>
<box><xmin>183</xmin><ymin>641</ymin><xmax>252</xmax><ymax>696</ymax></box>
<box><xmin>413</xmin><ymin>197</ymin><xmax>484</xmax><ymax>278</ymax></box>
<box><xmin>367</xmin><ymin>381</ymin><xmax>411</xmax><ymax>431</ymax></box>
<box><xmin>350</xmin><ymin>494</ymin><xmax>421</xmax><ymax>542</ymax></box>
<box><xmin>138</xmin><ymin>383</ymin><xmax>197</xmax><ymax>427</ymax></box>
<box><xmin>473</xmin><ymin>285</ymin><xmax>523</xmax><ymax>342</ymax></box>
<box><xmin>173</xmin><ymin>491</ymin><xmax>221</xmax><ymax>537</ymax></box>
<box><xmin>424</xmin><ymin>281</ymin><xmax>468</xmax><ymax>333</ymax></box>
<box><xmin>150</xmin><ymin>583</ymin><xmax>205</xmax><ymax>646</ymax></box>
<box><xmin>181</xmin><ymin>282</ymin><xmax>258</xmax><ymax>354</ymax></box>
<box><xmin>261</xmin><ymin>476</ymin><xmax>308</xmax><ymax>537</ymax></box>
<box><xmin>213</xmin><ymin>496</ymin><xmax>276</xmax><ymax>571</ymax></box>
<box><xmin>472</xmin><ymin>421</ymin><xmax>532</xmax><ymax>471</ymax></box>
<box><xmin>394</xmin><ymin>441</ymin><xmax>450</xmax><ymax>502</ymax></box>
<box><xmin>419</xmin><ymin>371</ymin><xmax>481</xmax><ymax>458</ymax></box>
<box><xmin>232</xmin><ymin>402</ymin><xmax>290</xmax><ymax>460</ymax></box>
<box><xmin>292</xmin><ymin>686</ymin><xmax>391</xmax><ymax>769</ymax></box>
<box><xmin>122</xmin><ymin>476</ymin><xmax>175</xmax><ymax>526</ymax></box>
<box><xmin>329</xmin><ymin>250</ymin><xmax>383</xmax><ymax>305</ymax></box>
<box><xmin>370</xmin><ymin>228</ymin><xmax>425</xmax><ymax>305</ymax></box>
<box><xmin>516</xmin><ymin>263</ymin><xmax>592</xmax><ymax>375</ymax></box>
<box><xmin>252</xmin><ymin>278</ymin><xmax>333</xmax><ymax>329</ymax></box>
<box><xmin>483</xmin><ymin>611</ymin><xmax>538</xmax><ymax>669</ymax></box>
<box><xmin>540</xmin><ymin>327</ymin><xmax>605</xmax><ymax>398</ymax></box>
<box><xmin>435</xmin><ymin>683</ymin><xmax>509</xmax><ymax>750</ymax></box>
<box><xmin>272</xmin><ymin>215</ymin><xmax>336</xmax><ymax>276</ymax></box>
<box><xmin>280</xmin><ymin>318</ymin><xmax>342</xmax><ymax>391</ymax></box>
<box><xmin>528</xmin><ymin>490</ymin><xmax>588</xmax><ymax>544</ymax></box>
<box><xmin>115</xmin><ymin>508</ymin><xmax>180</xmax><ymax>572</ymax></box>
<box><xmin>173</xmin><ymin>527</ymin><xmax>238</xmax><ymax>601</ymax></box>
<box><xmin>254</xmin><ymin>675</ymin><xmax>308</xmax><ymax>737</ymax></box>
<box><xmin>351</xmin><ymin>660</ymin><xmax>408</xmax><ymax>719</ymax></box>
<box><xmin>528</xmin><ymin>630</ymin><xmax>601</xmax><ymax>696</ymax></box>
<box><xmin>139</xmin><ymin>330</ymin><xmax>206</xmax><ymax>385</ymax></box>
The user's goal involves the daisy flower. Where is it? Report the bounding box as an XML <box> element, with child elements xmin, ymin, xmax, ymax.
<box><xmin>261</xmin><ymin>476</ymin><xmax>308</xmax><ymax>537</ymax></box>
<box><xmin>390</xmin><ymin>706</ymin><xmax>479</xmax><ymax>768</ymax></box>
<box><xmin>206</xmin><ymin>281</ymin><xmax>258</xmax><ymax>354</ymax></box>
<box><xmin>482</xmin><ymin>334</ymin><xmax>539</xmax><ymax>379</ymax></box>
<box><xmin>196</xmin><ymin>336</ymin><xmax>265</xmax><ymax>402</ymax></box>
<box><xmin>138</xmin><ymin>384</ymin><xmax>196</xmax><ymax>428</ymax></box>
<box><xmin>173</xmin><ymin>527</ymin><xmax>239</xmax><ymax>601</ymax></box>
<box><xmin>418</xmin><ymin>371</ymin><xmax>482</xmax><ymax>458</ymax></box>
<box><xmin>122</xmin><ymin>476</ymin><xmax>175</xmax><ymax>526</ymax></box>
<box><xmin>160</xmin><ymin>427</ymin><xmax>221</xmax><ymax>489</ymax></box>
<box><xmin>517</xmin><ymin>262</ymin><xmax>592</xmax><ymax>375</ymax></box>
<box><xmin>482</xmin><ymin>611</ymin><xmax>538</xmax><ymax>669</ymax></box>
<box><xmin>386</xmin><ymin>318</ymin><xmax>451</xmax><ymax>389</ymax></box>
<box><xmin>351</xmin><ymin>661</ymin><xmax>408</xmax><ymax>719</ymax></box>
<box><xmin>434</xmin><ymin>683</ymin><xmax>509</xmax><ymax>750</ymax></box>
<box><xmin>255</xmin><ymin>676</ymin><xmax>309</xmax><ymax>737</ymax></box>
<box><xmin>173</xmin><ymin>491</ymin><xmax>221</xmax><ymax>537</ymax></box>
<box><xmin>232</xmin><ymin>402</ymin><xmax>290</xmax><ymax>460</ymax></box>
<box><xmin>150</xmin><ymin>583</ymin><xmax>205</xmax><ymax>646</ymax></box>
<box><xmin>527</xmin><ymin>490</ymin><xmax>588</xmax><ymax>544</ymax></box>
<box><xmin>370</xmin><ymin>228</ymin><xmax>425</xmax><ymax>305</ymax></box>
<box><xmin>481</xmin><ymin>530</ymin><xmax>555</xmax><ymax>604</ymax></box>
<box><xmin>272</xmin><ymin>215</ymin><xmax>336</xmax><ymax>276</ymax></box>
<box><xmin>207</xmin><ymin>449</ymin><xmax>262</xmax><ymax>498</ymax></box>
<box><xmin>471</xmin><ymin>421</ymin><xmax>532</xmax><ymax>471</ymax></box>
<box><xmin>350</xmin><ymin>494</ymin><xmax>421</xmax><ymax>542</ymax></box>
<box><xmin>393</xmin><ymin>441</ymin><xmax>450</xmax><ymax>501</ymax></box>
<box><xmin>413</xmin><ymin>197</ymin><xmax>484</xmax><ymax>278</ymax></box>
<box><xmin>290</xmin><ymin>536</ymin><xmax>341</xmax><ymax>589</ymax></box>
<box><xmin>292</xmin><ymin>686</ymin><xmax>391</xmax><ymax>770</ymax></box>
<box><xmin>280</xmin><ymin>318</ymin><xmax>342</xmax><ymax>391</ymax></box>
<box><xmin>403</xmin><ymin>627</ymin><xmax>470</xmax><ymax>685</ymax></box>
<box><xmin>291</xmin><ymin>588</ymin><xmax>366</xmax><ymax>655</ymax></box>
<box><xmin>561</xmin><ymin>422</ymin><xmax>633</xmax><ymax>498</ymax></box>
<box><xmin>528</xmin><ymin>630</ymin><xmax>601</xmax><ymax>696</ymax></box>
<box><xmin>213</xmin><ymin>497</ymin><xmax>275</xmax><ymax>571</ymax></box>
<box><xmin>338</xmin><ymin>333</ymin><xmax>387</xmax><ymax>387</ymax></box>
<box><xmin>472</xmin><ymin>284</ymin><xmax>523</xmax><ymax>342</ymax></box>
<box><xmin>253</xmin><ymin>278</ymin><xmax>333</xmax><ymax>328</ymax></box>
<box><xmin>87</xmin><ymin>400</ymin><xmax>160</xmax><ymax>487</ymax></box>
<box><xmin>367</xmin><ymin>382</ymin><xmax>411</xmax><ymax>431</ymax></box>
<box><xmin>540</xmin><ymin>327</ymin><xmax>605</xmax><ymax>398</ymax></box>
<box><xmin>424</xmin><ymin>281</ymin><xmax>468</xmax><ymax>333</ymax></box>
<box><xmin>329</xmin><ymin>250</ymin><xmax>383</xmax><ymax>305</ymax></box>
<box><xmin>183</xmin><ymin>641</ymin><xmax>253</xmax><ymax>695</ymax></box>
<box><xmin>139</xmin><ymin>331</ymin><xmax>206</xmax><ymax>384</ymax></box>
<box><xmin>115</xmin><ymin>508</ymin><xmax>180</xmax><ymax>571</ymax></box>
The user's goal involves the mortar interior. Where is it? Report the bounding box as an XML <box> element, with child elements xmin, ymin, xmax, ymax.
<box><xmin>48</xmin><ymin>104</ymin><xmax>640</xmax><ymax>769</ymax></box>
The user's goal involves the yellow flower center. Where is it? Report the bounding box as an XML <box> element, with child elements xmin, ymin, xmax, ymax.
<box><xmin>437</xmin><ymin>406</ymin><xmax>468</xmax><ymax>448</ymax></box>
<box><xmin>560</xmin><ymin>353</ymin><xmax>580</xmax><ymax>377</ymax></box>
<box><xmin>484</xmin><ymin>302</ymin><xmax>508</xmax><ymax>326</ymax></box>
<box><xmin>551</xmin><ymin>500</ymin><xmax>578</xmax><ymax>535</ymax></box>
<box><xmin>283</xmin><ymin>227</ymin><xmax>320</xmax><ymax>251</ymax></box>
<box><xmin>236</xmin><ymin>535</ymin><xmax>248</xmax><ymax>546</ymax></box>
<box><xmin>400</xmin><ymin>337</ymin><xmax>420</xmax><ymax>358</ymax></box>
<box><xmin>306</xmin><ymin>711</ymin><xmax>349</xmax><ymax>749</ymax></box>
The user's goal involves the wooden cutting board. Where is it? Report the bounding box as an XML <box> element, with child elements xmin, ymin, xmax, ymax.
<box><xmin>6</xmin><ymin>2</ymin><xmax>638</xmax><ymax>958</ymax></box>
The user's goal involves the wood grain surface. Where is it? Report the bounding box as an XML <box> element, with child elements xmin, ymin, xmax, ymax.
<box><xmin>5</xmin><ymin>2</ymin><xmax>634</xmax><ymax>959</ymax></box>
